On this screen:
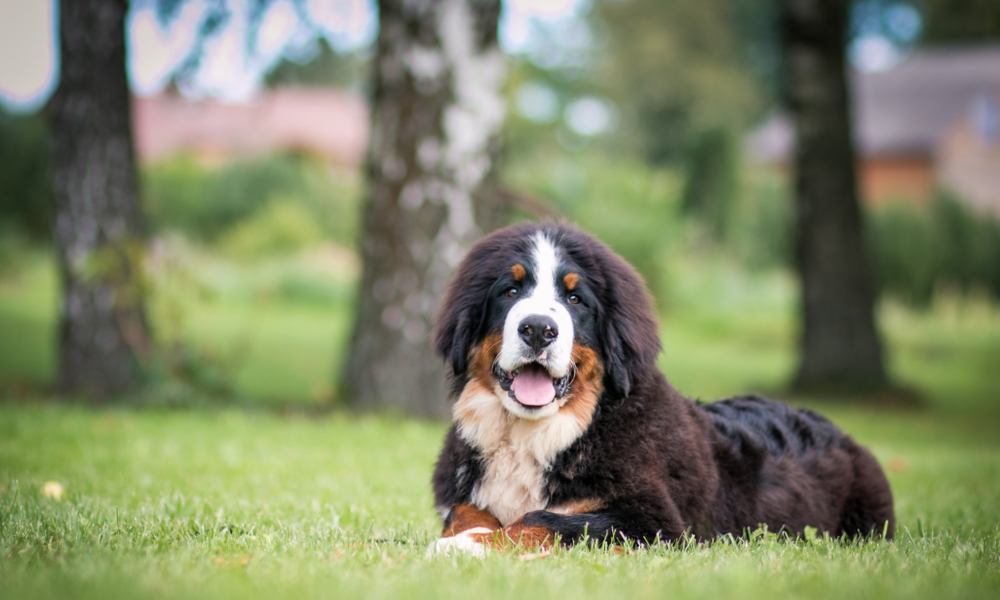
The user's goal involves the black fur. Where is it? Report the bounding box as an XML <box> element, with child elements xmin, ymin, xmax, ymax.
<box><xmin>432</xmin><ymin>222</ymin><xmax>895</xmax><ymax>545</ymax></box>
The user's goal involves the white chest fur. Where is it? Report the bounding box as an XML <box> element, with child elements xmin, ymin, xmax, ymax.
<box><xmin>454</xmin><ymin>382</ymin><xmax>588</xmax><ymax>525</ymax></box>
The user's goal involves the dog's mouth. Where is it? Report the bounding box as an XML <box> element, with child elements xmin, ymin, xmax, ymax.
<box><xmin>493</xmin><ymin>362</ymin><xmax>572</xmax><ymax>409</ymax></box>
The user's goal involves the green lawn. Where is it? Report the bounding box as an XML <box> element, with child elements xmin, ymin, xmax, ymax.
<box><xmin>2</xmin><ymin>251</ymin><xmax>1000</xmax><ymax>599</ymax></box>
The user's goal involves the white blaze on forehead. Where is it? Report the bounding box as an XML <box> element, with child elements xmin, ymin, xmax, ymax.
<box><xmin>531</xmin><ymin>231</ymin><xmax>559</xmax><ymax>297</ymax></box>
<box><xmin>497</xmin><ymin>232</ymin><xmax>575</xmax><ymax>391</ymax></box>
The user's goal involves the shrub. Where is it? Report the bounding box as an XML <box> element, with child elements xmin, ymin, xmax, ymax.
<box><xmin>680</xmin><ymin>126</ymin><xmax>740</xmax><ymax>239</ymax></box>
<box><xmin>0</xmin><ymin>112</ymin><xmax>52</xmax><ymax>239</ymax></box>
<box><xmin>868</xmin><ymin>193</ymin><xmax>1000</xmax><ymax>307</ymax></box>
<box><xmin>728</xmin><ymin>170</ymin><xmax>793</xmax><ymax>270</ymax></box>
<box><xmin>218</xmin><ymin>199</ymin><xmax>325</xmax><ymax>259</ymax></box>
<box><xmin>724</xmin><ymin>177</ymin><xmax>1000</xmax><ymax>308</ymax></box>
<box><xmin>141</xmin><ymin>153</ymin><xmax>361</xmax><ymax>245</ymax></box>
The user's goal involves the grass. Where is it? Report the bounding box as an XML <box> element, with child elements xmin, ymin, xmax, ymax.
<box><xmin>2</xmin><ymin>249</ymin><xmax>1000</xmax><ymax>599</ymax></box>
<box><xmin>2</xmin><ymin>402</ymin><xmax>999</xmax><ymax>600</ymax></box>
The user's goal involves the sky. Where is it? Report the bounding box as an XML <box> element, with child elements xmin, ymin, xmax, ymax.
<box><xmin>0</xmin><ymin>0</ymin><xmax>587</xmax><ymax>112</ymax></box>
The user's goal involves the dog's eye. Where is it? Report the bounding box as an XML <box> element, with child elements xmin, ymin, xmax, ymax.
<box><xmin>567</xmin><ymin>293</ymin><xmax>581</xmax><ymax>305</ymax></box>
<box><xmin>505</xmin><ymin>287</ymin><xmax>520</xmax><ymax>298</ymax></box>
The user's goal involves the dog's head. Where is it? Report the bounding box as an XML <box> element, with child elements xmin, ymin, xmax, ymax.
<box><xmin>434</xmin><ymin>223</ymin><xmax>660</xmax><ymax>421</ymax></box>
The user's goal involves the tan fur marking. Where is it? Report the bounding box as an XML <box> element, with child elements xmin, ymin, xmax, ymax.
<box><xmin>562</xmin><ymin>344</ymin><xmax>603</xmax><ymax>430</ymax></box>
<box><xmin>443</xmin><ymin>504</ymin><xmax>502</xmax><ymax>536</ymax></box>
<box><xmin>453</xmin><ymin>337</ymin><xmax>605</xmax><ymax>526</ymax></box>
<box><xmin>548</xmin><ymin>497</ymin><xmax>605</xmax><ymax>515</ymax></box>
<box><xmin>500</xmin><ymin>522</ymin><xmax>554</xmax><ymax>549</ymax></box>
<box><xmin>563</xmin><ymin>272</ymin><xmax>579</xmax><ymax>290</ymax></box>
<box><xmin>511</xmin><ymin>263</ymin><xmax>526</xmax><ymax>281</ymax></box>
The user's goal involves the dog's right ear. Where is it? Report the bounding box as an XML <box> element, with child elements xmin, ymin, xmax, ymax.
<box><xmin>434</xmin><ymin>297</ymin><xmax>476</xmax><ymax>379</ymax></box>
<box><xmin>434</xmin><ymin>224</ymin><xmax>534</xmax><ymax>389</ymax></box>
<box><xmin>433</xmin><ymin>245</ymin><xmax>495</xmax><ymax>382</ymax></box>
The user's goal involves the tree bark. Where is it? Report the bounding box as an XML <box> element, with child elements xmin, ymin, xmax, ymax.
<box><xmin>341</xmin><ymin>0</ymin><xmax>506</xmax><ymax>417</ymax></box>
<box><xmin>780</xmin><ymin>0</ymin><xmax>888</xmax><ymax>391</ymax></box>
<box><xmin>48</xmin><ymin>0</ymin><xmax>151</xmax><ymax>396</ymax></box>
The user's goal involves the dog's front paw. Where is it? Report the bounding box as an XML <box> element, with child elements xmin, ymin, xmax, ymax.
<box><xmin>426</xmin><ymin>527</ymin><xmax>495</xmax><ymax>557</ymax></box>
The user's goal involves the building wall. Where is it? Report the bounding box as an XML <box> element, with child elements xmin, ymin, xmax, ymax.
<box><xmin>858</xmin><ymin>156</ymin><xmax>935</xmax><ymax>205</ymax></box>
<box><xmin>937</xmin><ymin>121</ymin><xmax>1000</xmax><ymax>219</ymax></box>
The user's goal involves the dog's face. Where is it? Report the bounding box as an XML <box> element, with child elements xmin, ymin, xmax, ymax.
<box><xmin>435</xmin><ymin>223</ymin><xmax>661</xmax><ymax>421</ymax></box>
<box><xmin>483</xmin><ymin>232</ymin><xmax>598</xmax><ymax>418</ymax></box>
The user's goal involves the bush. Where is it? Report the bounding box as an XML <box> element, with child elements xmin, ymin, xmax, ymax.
<box><xmin>219</xmin><ymin>199</ymin><xmax>325</xmax><ymax>259</ymax></box>
<box><xmin>141</xmin><ymin>153</ymin><xmax>361</xmax><ymax>245</ymax></box>
<box><xmin>869</xmin><ymin>194</ymin><xmax>1000</xmax><ymax>306</ymax></box>
<box><xmin>728</xmin><ymin>170</ymin><xmax>793</xmax><ymax>270</ymax></box>
<box><xmin>680</xmin><ymin>126</ymin><xmax>740</xmax><ymax>239</ymax></box>
<box><xmin>724</xmin><ymin>176</ymin><xmax>1000</xmax><ymax>308</ymax></box>
<box><xmin>0</xmin><ymin>112</ymin><xmax>52</xmax><ymax>239</ymax></box>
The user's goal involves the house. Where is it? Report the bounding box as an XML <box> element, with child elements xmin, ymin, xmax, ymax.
<box><xmin>132</xmin><ymin>87</ymin><xmax>369</xmax><ymax>167</ymax></box>
<box><xmin>747</xmin><ymin>45</ymin><xmax>1000</xmax><ymax>218</ymax></box>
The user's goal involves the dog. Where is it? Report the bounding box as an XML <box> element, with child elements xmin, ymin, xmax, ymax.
<box><xmin>429</xmin><ymin>222</ymin><xmax>894</xmax><ymax>554</ymax></box>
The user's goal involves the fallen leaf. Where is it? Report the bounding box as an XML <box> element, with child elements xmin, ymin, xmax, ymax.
<box><xmin>518</xmin><ymin>550</ymin><xmax>551</xmax><ymax>561</ymax></box>
<box><xmin>212</xmin><ymin>554</ymin><xmax>252</xmax><ymax>567</ymax></box>
<box><xmin>887</xmin><ymin>457</ymin><xmax>909</xmax><ymax>473</ymax></box>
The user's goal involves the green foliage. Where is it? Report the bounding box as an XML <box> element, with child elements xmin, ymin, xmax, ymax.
<box><xmin>700</xmin><ymin>172</ymin><xmax>1000</xmax><ymax>308</ymax></box>
<box><xmin>507</xmin><ymin>152</ymin><xmax>682</xmax><ymax>296</ymax></box>
<box><xmin>0</xmin><ymin>111</ymin><xmax>52</xmax><ymax>239</ymax></box>
<box><xmin>728</xmin><ymin>170</ymin><xmax>794</xmax><ymax>270</ymax></box>
<box><xmin>265</xmin><ymin>37</ymin><xmax>369</xmax><ymax>92</ymax></box>
<box><xmin>593</xmin><ymin>0</ymin><xmax>766</xmax><ymax>164</ymax></box>
<box><xmin>219</xmin><ymin>199</ymin><xmax>326</xmax><ymax>259</ymax></box>
<box><xmin>917</xmin><ymin>0</ymin><xmax>1000</xmax><ymax>43</ymax></box>
<box><xmin>141</xmin><ymin>153</ymin><xmax>361</xmax><ymax>246</ymax></box>
<box><xmin>680</xmin><ymin>126</ymin><xmax>740</xmax><ymax>239</ymax></box>
<box><xmin>869</xmin><ymin>194</ymin><xmax>1000</xmax><ymax>307</ymax></box>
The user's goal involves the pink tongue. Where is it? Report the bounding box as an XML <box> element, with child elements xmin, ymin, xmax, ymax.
<box><xmin>511</xmin><ymin>370</ymin><xmax>556</xmax><ymax>406</ymax></box>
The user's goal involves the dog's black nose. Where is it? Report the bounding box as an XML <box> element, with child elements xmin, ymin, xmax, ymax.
<box><xmin>518</xmin><ymin>315</ymin><xmax>559</xmax><ymax>352</ymax></box>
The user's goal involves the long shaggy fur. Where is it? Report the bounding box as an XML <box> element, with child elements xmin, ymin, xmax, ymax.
<box><xmin>431</xmin><ymin>222</ymin><xmax>895</xmax><ymax>547</ymax></box>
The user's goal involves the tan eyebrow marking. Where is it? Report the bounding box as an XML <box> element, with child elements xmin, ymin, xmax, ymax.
<box><xmin>563</xmin><ymin>272</ymin><xmax>579</xmax><ymax>290</ymax></box>
<box><xmin>511</xmin><ymin>263</ymin><xmax>526</xmax><ymax>281</ymax></box>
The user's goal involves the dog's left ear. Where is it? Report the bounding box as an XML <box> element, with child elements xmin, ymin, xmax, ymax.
<box><xmin>596</xmin><ymin>250</ymin><xmax>661</xmax><ymax>398</ymax></box>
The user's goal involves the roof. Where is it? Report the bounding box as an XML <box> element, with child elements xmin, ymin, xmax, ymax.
<box><xmin>747</xmin><ymin>44</ymin><xmax>1000</xmax><ymax>162</ymax></box>
<box><xmin>133</xmin><ymin>88</ymin><xmax>369</xmax><ymax>166</ymax></box>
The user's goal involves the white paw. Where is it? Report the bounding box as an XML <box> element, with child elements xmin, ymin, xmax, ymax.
<box><xmin>426</xmin><ymin>527</ymin><xmax>493</xmax><ymax>557</ymax></box>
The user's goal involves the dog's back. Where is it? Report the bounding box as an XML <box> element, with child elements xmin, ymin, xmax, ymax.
<box><xmin>701</xmin><ymin>395</ymin><xmax>895</xmax><ymax>539</ymax></box>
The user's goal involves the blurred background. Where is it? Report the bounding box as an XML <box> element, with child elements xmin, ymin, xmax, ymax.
<box><xmin>0</xmin><ymin>0</ymin><xmax>998</xmax><ymax>417</ymax></box>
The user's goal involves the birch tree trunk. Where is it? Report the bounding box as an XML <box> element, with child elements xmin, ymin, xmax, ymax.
<box><xmin>781</xmin><ymin>0</ymin><xmax>888</xmax><ymax>392</ymax></box>
<box><xmin>341</xmin><ymin>0</ymin><xmax>506</xmax><ymax>417</ymax></box>
<box><xmin>48</xmin><ymin>0</ymin><xmax>151</xmax><ymax>396</ymax></box>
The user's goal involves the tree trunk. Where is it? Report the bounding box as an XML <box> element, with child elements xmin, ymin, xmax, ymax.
<box><xmin>341</xmin><ymin>0</ymin><xmax>506</xmax><ymax>417</ymax></box>
<box><xmin>780</xmin><ymin>0</ymin><xmax>887</xmax><ymax>391</ymax></box>
<box><xmin>48</xmin><ymin>0</ymin><xmax>151</xmax><ymax>396</ymax></box>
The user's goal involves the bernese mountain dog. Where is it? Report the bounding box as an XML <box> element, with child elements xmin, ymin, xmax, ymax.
<box><xmin>429</xmin><ymin>222</ymin><xmax>894</xmax><ymax>555</ymax></box>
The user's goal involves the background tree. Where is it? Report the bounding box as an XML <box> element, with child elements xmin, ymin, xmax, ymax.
<box><xmin>265</xmin><ymin>37</ymin><xmax>368</xmax><ymax>91</ymax></box>
<box><xmin>780</xmin><ymin>0</ymin><xmax>887</xmax><ymax>392</ymax></box>
<box><xmin>340</xmin><ymin>0</ymin><xmax>506</xmax><ymax>417</ymax></box>
<box><xmin>595</xmin><ymin>0</ymin><xmax>764</xmax><ymax>165</ymax></box>
<box><xmin>48</xmin><ymin>0</ymin><xmax>151</xmax><ymax>395</ymax></box>
<box><xmin>593</xmin><ymin>0</ymin><xmax>772</xmax><ymax>239</ymax></box>
<box><xmin>917</xmin><ymin>0</ymin><xmax>1000</xmax><ymax>43</ymax></box>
